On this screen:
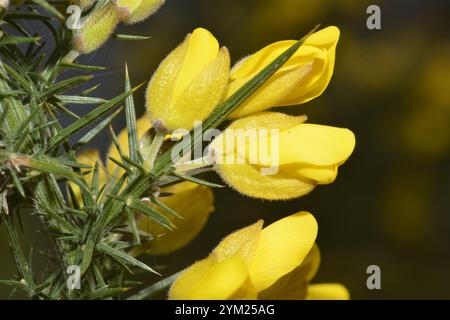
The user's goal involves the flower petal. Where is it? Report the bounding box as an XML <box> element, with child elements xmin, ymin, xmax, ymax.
<box><xmin>305</xmin><ymin>25</ymin><xmax>340</xmax><ymax>47</ymax></box>
<box><xmin>227</xmin><ymin>26</ymin><xmax>340</xmax><ymax>118</ymax></box>
<box><xmin>212</xmin><ymin>112</ymin><xmax>315</xmax><ymax>200</ymax></box>
<box><xmin>212</xmin><ymin>220</ymin><xmax>263</xmax><ymax>264</ymax></box>
<box><xmin>168</xmin><ymin>46</ymin><xmax>230</xmax><ymax>130</ymax></box>
<box><xmin>169</xmin><ymin>256</ymin><xmax>256</xmax><ymax>300</ymax></box>
<box><xmin>228</xmin><ymin>63</ymin><xmax>313</xmax><ymax>119</ymax></box>
<box><xmin>146</xmin><ymin>28</ymin><xmax>228</xmax><ymax>130</ymax></box>
<box><xmin>281</xmin><ymin>163</ymin><xmax>338</xmax><ymax>184</ymax></box>
<box><xmin>249</xmin><ymin>212</ymin><xmax>318</xmax><ymax>292</ymax></box>
<box><xmin>126</xmin><ymin>0</ymin><xmax>165</xmax><ymax>24</ymax></box>
<box><xmin>173</xmin><ymin>28</ymin><xmax>219</xmax><ymax>100</ymax></box>
<box><xmin>215</xmin><ymin>161</ymin><xmax>315</xmax><ymax>200</ymax></box>
<box><xmin>305</xmin><ymin>283</ymin><xmax>350</xmax><ymax>300</ymax></box>
<box><xmin>277</xmin><ymin>123</ymin><xmax>356</xmax><ymax>166</ymax></box>
<box><xmin>258</xmin><ymin>244</ymin><xmax>320</xmax><ymax>300</ymax></box>
<box><xmin>146</xmin><ymin>37</ymin><xmax>188</xmax><ymax>126</ymax></box>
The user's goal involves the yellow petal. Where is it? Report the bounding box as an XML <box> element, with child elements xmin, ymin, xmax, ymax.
<box><xmin>305</xmin><ymin>25</ymin><xmax>340</xmax><ymax>48</ymax></box>
<box><xmin>215</xmin><ymin>160</ymin><xmax>315</xmax><ymax>200</ymax></box>
<box><xmin>137</xmin><ymin>181</ymin><xmax>214</xmax><ymax>255</ymax></box>
<box><xmin>126</xmin><ymin>0</ymin><xmax>165</xmax><ymax>24</ymax></box>
<box><xmin>170</xmin><ymin>256</ymin><xmax>256</xmax><ymax>300</ymax></box>
<box><xmin>300</xmin><ymin>243</ymin><xmax>321</xmax><ymax>282</ymax></box>
<box><xmin>166</xmin><ymin>46</ymin><xmax>230</xmax><ymax>130</ymax></box>
<box><xmin>281</xmin><ymin>163</ymin><xmax>338</xmax><ymax>184</ymax></box>
<box><xmin>146</xmin><ymin>39</ymin><xmax>188</xmax><ymax>128</ymax></box>
<box><xmin>258</xmin><ymin>271</ymin><xmax>308</xmax><ymax>300</ymax></box>
<box><xmin>277</xmin><ymin>123</ymin><xmax>356</xmax><ymax>166</ymax></box>
<box><xmin>216</xmin><ymin>112</ymin><xmax>354</xmax><ymax>187</ymax></box>
<box><xmin>72</xmin><ymin>3</ymin><xmax>119</xmax><ymax>54</ymax></box>
<box><xmin>230</xmin><ymin>41</ymin><xmax>323</xmax><ymax>80</ymax></box>
<box><xmin>249</xmin><ymin>212</ymin><xmax>318</xmax><ymax>292</ymax></box>
<box><xmin>306</xmin><ymin>283</ymin><xmax>350</xmax><ymax>300</ymax></box>
<box><xmin>211</xmin><ymin>113</ymin><xmax>316</xmax><ymax>200</ymax></box>
<box><xmin>173</xmin><ymin>28</ymin><xmax>219</xmax><ymax>100</ymax></box>
<box><xmin>258</xmin><ymin>244</ymin><xmax>320</xmax><ymax>300</ymax></box>
<box><xmin>212</xmin><ymin>220</ymin><xmax>263</xmax><ymax>264</ymax></box>
<box><xmin>228</xmin><ymin>63</ymin><xmax>313</xmax><ymax>119</ymax></box>
<box><xmin>227</xmin><ymin>26</ymin><xmax>340</xmax><ymax>118</ymax></box>
<box><xmin>146</xmin><ymin>28</ymin><xmax>229</xmax><ymax>130</ymax></box>
<box><xmin>284</xmin><ymin>27</ymin><xmax>340</xmax><ymax>105</ymax></box>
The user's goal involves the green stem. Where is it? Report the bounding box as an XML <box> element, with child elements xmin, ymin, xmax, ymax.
<box><xmin>61</xmin><ymin>50</ymin><xmax>80</xmax><ymax>64</ymax></box>
<box><xmin>127</xmin><ymin>271</ymin><xmax>181</xmax><ymax>300</ymax></box>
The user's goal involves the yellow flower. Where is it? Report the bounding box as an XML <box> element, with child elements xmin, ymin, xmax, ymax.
<box><xmin>146</xmin><ymin>27</ymin><xmax>230</xmax><ymax>131</ymax></box>
<box><xmin>211</xmin><ymin>112</ymin><xmax>355</xmax><ymax>200</ymax></box>
<box><xmin>169</xmin><ymin>211</ymin><xmax>349</xmax><ymax>300</ymax></box>
<box><xmin>137</xmin><ymin>181</ymin><xmax>214</xmax><ymax>255</ymax></box>
<box><xmin>72</xmin><ymin>2</ymin><xmax>119</xmax><ymax>54</ymax></box>
<box><xmin>226</xmin><ymin>26</ymin><xmax>340</xmax><ymax>119</ymax></box>
<box><xmin>117</xmin><ymin>0</ymin><xmax>165</xmax><ymax>24</ymax></box>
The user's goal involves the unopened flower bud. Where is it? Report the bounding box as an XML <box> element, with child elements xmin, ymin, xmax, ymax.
<box><xmin>71</xmin><ymin>0</ymin><xmax>95</xmax><ymax>11</ymax></box>
<box><xmin>146</xmin><ymin>28</ymin><xmax>230</xmax><ymax>131</ymax></box>
<box><xmin>121</xmin><ymin>0</ymin><xmax>165</xmax><ymax>24</ymax></box>
<box><xmin>72</xmin><ymin>2</ymin><xmax>119</xmax><ymax>54</ymax></box>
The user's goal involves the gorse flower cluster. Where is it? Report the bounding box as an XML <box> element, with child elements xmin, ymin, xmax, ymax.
<box><xmin>170</xmin><ymin>212</ymin><xmax>349</xmax><ymax>300</ymax></box>
<box><xmin>146</xmin><ymin>26</ymin><xmax>355</xmax><ymax>200</ymax></box>
<box><xmin>0</xmin><ymin>0</ymin><xmax>355</xmax><ymax>300</ymax></box>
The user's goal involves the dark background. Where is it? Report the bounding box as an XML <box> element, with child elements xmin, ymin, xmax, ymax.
<box><xmin>1</xmin><ymin>0</ymin><xmax>450</xmax><ymax>299</ymax></box>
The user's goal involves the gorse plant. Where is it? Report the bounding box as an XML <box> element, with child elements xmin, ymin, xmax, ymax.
<box><xmin>0</xmin><ymin>0</ymin><xmax>355</xmax><ymax>300</ymax></box>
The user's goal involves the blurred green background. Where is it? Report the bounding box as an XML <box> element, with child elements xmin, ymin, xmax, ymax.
<box><xmin>2</xmin><ymin>0</ymin><xmax>450</xmax><ymax>299</ymax></box>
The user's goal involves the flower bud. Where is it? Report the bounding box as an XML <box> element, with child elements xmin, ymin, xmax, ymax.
<box><xmin>118</xmin><ymin>0</ymin><xmax>165</xmax><ymax>24</ymax></box>
<box><xmin>146</xmin><ymin>28</ymin><xmax>230</xmax><ymax>131</ymax></box>
<box><xmin>211</xmin><ymin>112</ymin><xmax>355</xmax><ymax>200</ymax></box>
<box><xmin>116</xmin><ymin>0</ymin><xmax>141</xmax><ymax>21</ymax></box>
<box><xmin>71</xmin><ymin>0</ymin><xmax>95</xmax><ymax>11</ymax></box>
<box><xmin>72</xmin><ymin>2</ymin><xmax>119</xmax><ymax>54</ymax></box>
<box><xmin>227</xmin><ymin>26</ymin><xmax>340</xmax><ymax>119</ymax></box>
